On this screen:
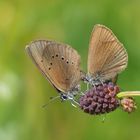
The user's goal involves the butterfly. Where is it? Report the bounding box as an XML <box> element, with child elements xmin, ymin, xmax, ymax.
<box><xmin>83</xmin><ymin>24</ymin><xmax>128</xmax><ymax>86</ymax></box>
<box><xmin>25</xmin><ymin>40</ymin><xmax>81</xmax><ymax>104</ymax></box>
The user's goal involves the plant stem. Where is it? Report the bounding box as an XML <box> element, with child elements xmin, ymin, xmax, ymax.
<box><xmin>117</xmin><ymin>91</ymin><xmax>140</xmax><ymax>98</ymax></box>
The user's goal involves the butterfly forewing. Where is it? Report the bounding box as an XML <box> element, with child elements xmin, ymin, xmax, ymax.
<box><xmin>88</xmin><ymin>24</ymin><xmax>128</xmax><ymax>81</ymax></box>
<box><xmin>26</xmin><ymin>40</ymin><xmax>81</xmax><ymax>93</ymax></box>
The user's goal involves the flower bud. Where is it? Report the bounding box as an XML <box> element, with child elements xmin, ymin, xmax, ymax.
<box><xmin>120</xmin><ymin>97</ymin><xmax>137</xmax><ymax>113</ymax></box>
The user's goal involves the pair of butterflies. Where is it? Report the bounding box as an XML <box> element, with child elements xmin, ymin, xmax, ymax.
<box><xmin>26</xmin><ymin>24</ymin><xmax>128</xmax><ymax>101</ymax></box>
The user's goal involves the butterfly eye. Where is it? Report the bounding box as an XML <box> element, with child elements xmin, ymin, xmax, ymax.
<box><xmin>56</xmin><ymin>54</ymin><xmax>58</xmax><ymax>57</ymax></box>
<box><xmin>52</xmin><ymin>56</ymin><xmax>54</xmax><ymax>58</ymax></box>
<box><xmin>50</xmin><ymin>62</ymin><xmax>52</xmax><ymax>65</ymax></box>
<box><xmin>48</xmin><ymin>67</ymin><xmax>51</xmax><ymax>70</ymax></box>
<box><xmin>66</xmin><ymin>60</ymin><xmax>69</xmax><ymax>64</ymax></box>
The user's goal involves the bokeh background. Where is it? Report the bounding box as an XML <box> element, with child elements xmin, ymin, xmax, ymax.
<box><xmin>0</xmin><ymin>0</ymin><xmax>140</xmax><ymax>140</ymax></box>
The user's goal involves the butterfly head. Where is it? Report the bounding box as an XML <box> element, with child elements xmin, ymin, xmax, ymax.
<box><xmin>60</xmin><ymin>84</ymin><xmax>80</xmax><ymax>101</ymax></box>
<box><xmin>60</xmin><ymin>94</ymin><xmax>68</xmax><ymax>101</ymax></box>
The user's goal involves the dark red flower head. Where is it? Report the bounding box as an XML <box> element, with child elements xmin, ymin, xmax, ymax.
<box><xmin>79</xmin><ymin>82</ymin><xmax>120</xmax><ymax>115</ymax></box>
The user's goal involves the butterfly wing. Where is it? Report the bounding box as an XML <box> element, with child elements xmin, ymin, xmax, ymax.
<box><xmin>26</xmin><ymin>40</ymin><xmax>81</xmax><ymax>93</ymax></box>
<box><xmin>88</xmin><ymin>24</ymin><xmax>128</xmax><ymax>81</ymax></box>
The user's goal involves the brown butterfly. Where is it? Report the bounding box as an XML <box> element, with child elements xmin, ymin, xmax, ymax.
<box><xmin>84</xmin><ymin>24</ymin><xmax>128</xmax><ymax>85</ymax></box>
<box><xmin>25</xmin><ymin>40</ymin><xmax>81</xmax><ymax>103</ymax></box>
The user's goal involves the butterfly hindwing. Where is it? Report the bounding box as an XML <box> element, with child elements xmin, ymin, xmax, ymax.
<box><xmin>88</xmin><ymin>24</ymin><xmax>128</xmax><ymax>81</ymax></box>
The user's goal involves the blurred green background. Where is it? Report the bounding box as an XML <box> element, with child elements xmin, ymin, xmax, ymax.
<box><xmin>0</xmin><ymin>0</ymin><xmax>140</xmax><ymax>140</ymax></box>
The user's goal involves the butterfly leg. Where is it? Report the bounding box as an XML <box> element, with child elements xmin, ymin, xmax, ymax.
<box><xmin>70</xmin><ymin>99</ymin><xmax>80</xmax><ymax>108</ymax></box>
<box><xmin>71</xmin><ymin>102</ymin><xmax>77</xmax><ymax>108</ymax></box>
<box><xmin>92</xmin><ymin>82</ymin><xmax>97</xmax><ymax>91</ymax></box>
<box><xmin>87</xmin><ymin>83</ymin><xmax>90</xmax><ymax>90</ymax></box>
<box><xmin>98</xmin><ymin>78</ymin><xmax>105</xmax><ymax>87</ymax></box>
<box><xmin>67</xmin><ymin>92</ymin><xmax>80</xmax><ymax>107</ymax></box>
<box><xmin>80</xmin><ymin>91</ymin><xmax>85</xmax><ymax>95</ymax></box>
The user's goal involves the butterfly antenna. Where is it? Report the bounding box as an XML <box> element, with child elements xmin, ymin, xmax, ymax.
<box><xmin>42</xmin><ymin>95</ymin><xmax>60</xmax><ymax>109</ymax></box>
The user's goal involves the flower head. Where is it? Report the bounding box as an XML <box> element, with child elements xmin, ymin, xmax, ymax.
<box><xmin>79</xmin><ymin>82</ymin><xmax>120</xmax><ymax>115</ymax></box>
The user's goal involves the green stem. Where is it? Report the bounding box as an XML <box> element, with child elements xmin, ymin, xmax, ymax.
<box><xmin>117</xmin><ymin>91</ymin><xmax>140</xmax><ymax>98</ymax></box>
